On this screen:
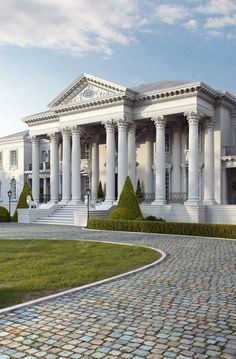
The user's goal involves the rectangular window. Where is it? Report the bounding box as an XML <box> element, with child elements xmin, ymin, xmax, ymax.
<box><xmin>85</xmin><ymin>144</ymin><xmax>90</xmax><ymax>159</ymax></box>
<box><xmin>0</xmin><ymin>152</ymin><xmax>2</xmax><ymax>169</ymax></box>
<box><xmin>165</xmin><ymin>131</ymin><xmax>170</xmax><ymax>152</ymax></box>
<box><xmin>10</xmin><ymin>150</ymin><xmax>17</xmax><ymax>167</ymax></box>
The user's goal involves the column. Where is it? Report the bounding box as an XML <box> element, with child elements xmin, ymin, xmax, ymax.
<box><xmin>104</xmin><ymin>121</ymin><xmax>116</xmax><ymax>204</ymax></box>
<box><xmin>185</xmin><ymin>111</ymin><xmax>200</xmax><ymax>205</ymax></box>
<box><xmin>152</xmin><ymin>116</ymin><xmax>166</xmax><ymax>205</ymax></box>
<box><xmin>117</xmin><ymin>119</ymin><xmax>128</xmax><ymax>197</ymax></box>
<box><xmin>71</xmin><ymin>126</ymin><xmax>82</xmax><ymax>203</ymax></box>
<box><xmin>128</xmin><ymin>123</ymin><xmax>136</xmax><ymax>190</ymax></box>
<box><xmin>43</xmin><ymin>177</ymin><xmax>47</xmax><ymax>201</ymax></box>
<box><xmin>203</xmin><ymin>118</ymin><xmax>215</xmax><ymax>204</ymax></box>
<box><xmin>91</xmin><ymin>135</ymin><xmax>99</xmax><ymax>204</ymax></box>
<box><xmin>49</xmin><ymin>133</ymin><xmax>59</xmax><ymax>203</ymax></box>
<box><xmin>181</xmin><ymin>164</ymin><xmax>188</xmax><ymax>202</ymax></box>
<box><xmin>222</xmin><ymin>165</ymin><xmax>228</xmax><ymax>204</ymax></box>
<box><xmin>172</xmin><ymin>124</ymin><xmax>182</xmax><ymax>193</ymax></box>
<box><xmin>145</xmin><ymin>134</ymin><xmax>153</xmax><ymax>200</ymax></box>
<box><xmin>62</xmin><ymin>128</ymin><xmax>71</xmax><ymax>203</ymax></box>
<box><xmin>31</xmin><ymin>136</ymin><xmax>40</xmax><ymax>204</ymax></box>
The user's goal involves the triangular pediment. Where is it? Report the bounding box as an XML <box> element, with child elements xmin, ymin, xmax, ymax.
<box><xmin>48</xmin><ymin>73</ymin><xmax>127</xmax><ymax>108</ymax></box>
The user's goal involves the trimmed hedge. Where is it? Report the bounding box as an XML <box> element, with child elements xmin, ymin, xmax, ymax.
<box><xmin>88</xmin><ymin>218</ymin><xmax>236</xmax><ymax>239</ymax></box>
<box><xmin>0</xmin><ymin>206</ymin><xmax>9</xmax><ymax>222</ymax></box>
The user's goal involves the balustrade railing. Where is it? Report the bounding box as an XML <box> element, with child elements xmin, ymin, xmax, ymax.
<box><xmin>169</xmin><ymin>192</ymin><xmax>187</xmax><ymax>204</ymax></box>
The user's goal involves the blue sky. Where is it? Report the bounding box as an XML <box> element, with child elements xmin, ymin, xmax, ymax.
<box><xmin>0</xmin><ymin>0</ymin><xmax>236</xmax><ymax>136</ymax></box>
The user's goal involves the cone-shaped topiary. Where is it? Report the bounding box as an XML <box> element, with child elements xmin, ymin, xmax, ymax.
<box><xmin>0</xmin><ymin>206</ymin><xmax>9</xmax><ymax>222</ymax></box>
<box><xmin>109</xmin><ymin>176</ymin><xmax>143</xmax><ymax>220</ymax></box>
<box><xmin>97</xmin><ymin>181</ymin><xmax>104</xmax><ymax>200</ymax></box>
<box><xmin>12</xmin><ymin>182</ymin><xmax>33</xmax><ymax>222</ymax></box>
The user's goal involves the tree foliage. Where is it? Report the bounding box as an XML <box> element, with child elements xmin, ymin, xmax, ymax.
<box><xmin>12</xmin><ymin>182</ymin><xmax>33</xmax><ymax>222</ymax></box>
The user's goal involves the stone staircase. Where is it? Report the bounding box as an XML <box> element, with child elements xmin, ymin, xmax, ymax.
<box><xmin>34</xmin><ymin>203</ymin><xmax>110</xmax><ymax>226</ymax></box>
<box><xmin>35</xmin><ymin>204</ymin><xmax>87</xmax><ymax>225</ymax></box>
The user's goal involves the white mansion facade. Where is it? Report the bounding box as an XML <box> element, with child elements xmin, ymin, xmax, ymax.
<box><xmin>1</xmin><ymin>73</ymin><xmax>236</xmax><ymax>224</ymax></box>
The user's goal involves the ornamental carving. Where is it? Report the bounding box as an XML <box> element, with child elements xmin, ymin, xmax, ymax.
<box><xmin>71</xmin><ymin>126</ymin><xmax>82</xmax><ymax>137</ymax></box>
<box><xmin>62</xmin><ymin>127</ymin><xmax>71</xmax><ymax>138</ymax></box>
<box><xmin>69</xmin><ymin>85</ymin><xmax>115</xmax><ymax>104</ymax></box>
<box><xmin>204</xmin><ymin>117</ymin><xmax>215</xmax><ymax>130</ymax></box>
<box><xmin>31</xmin><ymin>136</ymin><xmax>39</xmax><ymax>145</ymax></box>
<box><xmin>184</xmin><ymin>111</ymin><xmax>202</xmax><ymax>125</ymax></box>
<box><xmin>48</xmin><ymin>133</ymin><xmax>60</xmax><ymax>142</ymax></box>
<box><xmin>128</xmin><ymin>123</ymin><xmax>137</xmax><ymax>134</ymax></box>
<box><xmin>152</xmin><ymin>116</ymin><xmax>166</xmax><ymax>129</ymax></box>
<box><xmin>102</xmin><ymin>120</ymin><xmax>116</xmax><ymax>133</ymax></box>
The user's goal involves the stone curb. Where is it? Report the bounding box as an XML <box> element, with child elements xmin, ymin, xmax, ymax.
<box><xmin>83</xmin><ymin>227</ymin><xmax>236</xmax><ymax>241</ymax></box>
<box><xmin>0</xmin><ymin>240</ymin><xmax>166</xmax><ymax>315</ymax></box>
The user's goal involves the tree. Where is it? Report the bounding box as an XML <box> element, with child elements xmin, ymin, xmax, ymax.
<box><xmin>136</xmin><ymin>179</ymin><xmax>143</xmax><ymax>201</ymax></box>
<box><xmin>12</xmin><ymin>182</ymin><xmax>33</xmax><ymax>222</ymax></box>
<box><xmin>109</xmin><ymin>176</ymin><xmax>142</xmax><ymax>220</ymax></box>
<box><xmin>97</xmin><ymin>181</ymin><xmax>104</xmax><ymax>201</ymax></box>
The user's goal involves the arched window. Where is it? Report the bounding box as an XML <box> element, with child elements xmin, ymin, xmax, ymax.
<box><xmin>10</xmin><ymin>178</ymin><xmax>17</xmax><ymax>200</ymax></box>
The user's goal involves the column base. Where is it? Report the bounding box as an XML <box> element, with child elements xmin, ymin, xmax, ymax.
<box><xmin>184</xmin><ymin>199</ymin><xmax>200</xmax><ymax>206</ymax></box>
<box><xmin>60</xmin><ymin>199</ymin><xmax>71</xmax><ymax>205</ymax></box>
<box><xmin>151</xmin><ymin>199</ymin><xmax>166</xmax><ymax>205</ymax></box>
<box><xmin>70</xmin><ymin>199</ymin><xmax>83</xmax><ymax>205</ymax></box>
<box><xmin>49</xmin><ymin>199</ymin><xmax>58</xmax><ymax>204</ymax></box>
<box><xmin>203</xmin><ymin>199</ymin><xmax>216</xmax><ymax>205</ymax></box>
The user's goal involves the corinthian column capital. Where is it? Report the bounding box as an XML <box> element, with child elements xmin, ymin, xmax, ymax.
<box><xmin>184</xmin><ymin>111</ymin><xmax>202</xmax><ymax>125</ymax></box>
<box><xmin>31</xmin><ymin>136</ymin><xmax>39</xmax><ymax>145</ymax></box>
<box><xmin>71</xmin><ymin>125</ymin><xmax>82</xmax><ymax>137</ymax></box>
<box><xmin>102</xmin><ymin>120</ymin><xmax>116</xmax><ymax>133</ymax></box>
<box><xmin>204</xmin><ymin>117</ymin><xmax>215</xmax><ymax>130</ymax></box>
<box><xmin>152</xmin><ymin>115</ymin><xmax>166</xmax><ymax>129</ymax></box>
<box><xmin>62</xmin><ymin>127</ymin><xmax>71</xmax><ymax>138</ymax></box>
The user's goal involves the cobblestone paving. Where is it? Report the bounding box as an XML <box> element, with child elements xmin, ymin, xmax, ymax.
<box><xmin>0</xmin><ymin>224</ymin><xmax>235</xmax><ymax>359</ymax></box>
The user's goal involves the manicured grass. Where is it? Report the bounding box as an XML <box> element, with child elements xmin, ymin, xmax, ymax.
<box><xmin>0</xmin><ymin>239</ymin><xmax>160</xmax><ymax>309</ymax></box>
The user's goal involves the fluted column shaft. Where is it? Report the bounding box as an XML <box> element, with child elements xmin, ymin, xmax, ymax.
<box><xmin>31</xmin><ymin>136</ymin><xmax>40</xmax><ymax>204</ymax></box>
<box><xmin>172</xmin><ymin>126</ymin><xmax>182</xmax><ymax>193</ymax></box>
<box><xmin>203</xmin><ymin>119</ymin><xmax>215</xmax><ymax>204</ymax></box>
<box><xmin>104</xmin><ymin>121</ymin><xmax>116</xmax><ymax>204</ymax></box>
<box><xmin>71</xmin><ymin>127</ymin><xmax>81</xmax><ymax>203</ymax></box>
<box><xmin>152</xmin><ymin>116</ymin><xmax>166</xmax><ymax>204</ymax></box>
<box><xmin>50</xmin><ymin>133</ymin><xmax>59</xmax><ymax>203</ymax></box>
<box><xmin>117</xmin><ymin>120</ymin><xmax>128</xmax><ymax>197</ymax></box>
<box><xmin>186</xmin><ymin>112</ymin><xmax>200</xmax><ymax>204</ymax></box>
<box><xmin>62</xmin><ymin>128</ymin><xmax>71</xmax><ymax>203</ymax></box>
<box><xmin>145</xmin><ymin>136</ymin><xmax>153</xmax><ymax>195</ymax></box>
<box><xmin>128</xmin><ymin>124</ymin><xmax>136</xmax><ymax>190</ymax></box>
<box><xmin>91</xmin><ymin>136</ymin><xmax>99</xmax><ymax>204</ymax></box>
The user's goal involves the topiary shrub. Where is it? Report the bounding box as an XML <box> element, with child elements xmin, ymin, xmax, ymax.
<box><xmin>0</xmin><ymin>206</ymin><xmax>9</xmax><ymax>222</ymax></box>
<box><xmin>12</xmin><ymin>182</ymin><xmax>33</xmax><ymax>222</ymax></box>
<box><xmin>109</xmin><ymin>176</ymin><xmax>142</xmax><ymax>220</ymax></box>
<box><xmin>97</xmin><ymin>181</ymin><xmax>104</xmax><ymax>201</ymax></box>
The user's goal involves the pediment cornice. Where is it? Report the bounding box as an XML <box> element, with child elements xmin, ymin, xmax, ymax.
<box><xmin>22</xmin><ymin>110</ymin><xmax>59</xmax><ymax>125</ymax></box>
<box><xmin>48</xmin><ymin>73</ymin><xmax>135</xmax><ymax>108</ymax></box>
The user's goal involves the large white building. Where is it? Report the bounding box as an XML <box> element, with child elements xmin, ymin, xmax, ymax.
<box><xmin>1</xmin><ymin>73</ymin><xmax>236</xmax><ymax>224</ymax></box>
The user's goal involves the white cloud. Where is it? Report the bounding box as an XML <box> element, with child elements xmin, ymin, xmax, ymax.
<box><xmin>0</xmin><ymin>0</ymin><xmax>235</xmax><ymax>56</ymax></box>
<box><xmin>0</xmin><ymin>0</ymin><xmax>143</xmax><ymax>56</ymax></box>
<box><xmin>185</xmin><ymin>19</ymin><xmax>198</xmax><ymax>29</ymax></box>
<box><xmin>153</xmin><ymin>4</ymin><xmax>189</xmax><ymax>25</ymax></box>
<box><xmin>205</xmin><ymin>15</ymin><xmax>236</xmax><ymax>28</ymax></box>
<box><xmin>196</xmin><ymin>0</ymin><xmax>236</xmax><ymax>15</ymax></box>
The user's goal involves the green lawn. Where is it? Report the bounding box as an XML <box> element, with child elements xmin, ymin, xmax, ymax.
<box><xmin>0</xmin><ymin>239</ymin><xmax>160</xmax><ymax>309</ymax></box>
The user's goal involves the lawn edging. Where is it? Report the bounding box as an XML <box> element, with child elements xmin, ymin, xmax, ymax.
<box><xmin>0</xmin><ymin>240</ymin><xmax>166</xmax><ymax>315</ymax></box>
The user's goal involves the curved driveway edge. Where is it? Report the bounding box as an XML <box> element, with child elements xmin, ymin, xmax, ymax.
<box><xmin>0</xmin><ymin>241</ymin><xmax>166</xmax><ymax>315</ymax></box>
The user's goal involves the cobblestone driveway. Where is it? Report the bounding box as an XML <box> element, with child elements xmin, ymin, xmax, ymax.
<box><xmin>0</xmin><ymin>224</ymin><xmax>235</xmax><ymax>359</ymax></box>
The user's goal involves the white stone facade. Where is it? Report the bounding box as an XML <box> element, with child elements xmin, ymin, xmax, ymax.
<box><xmin>1</xmin><ymin>73</ymin><xmax>236</xmax><ymax>223</ymax></box>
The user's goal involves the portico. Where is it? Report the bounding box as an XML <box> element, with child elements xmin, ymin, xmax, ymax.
<box><xmin>21</xmin><ymin>73</ymin><xmax>236</xmax><ymax>224</ymax></box>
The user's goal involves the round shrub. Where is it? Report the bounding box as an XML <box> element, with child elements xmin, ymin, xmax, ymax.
<box><xmin>0</xmin><ymin>206</ymin><xmax>9</xmax><ymax>222</ymax></box>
